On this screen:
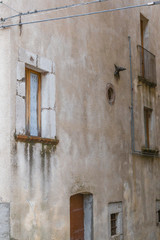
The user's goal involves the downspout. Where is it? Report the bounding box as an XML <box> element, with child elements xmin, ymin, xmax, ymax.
<box><xmin>128</xmin><ymin>36</ymin><xmax>159</xmax><ymax>158</ymax></box>
<box><xmin>128</xmin><ymin>36</ymin><xmax>135</xmax><ymax>152</ymax></box>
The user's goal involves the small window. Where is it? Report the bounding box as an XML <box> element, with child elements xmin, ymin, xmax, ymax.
<box><xmin>26</xmin><ymin>68</ymin><xmax>41</xmax><ymax>136</ymax></box>
<box><xmin>108</xmin><ymin>202</ymin><xmax>123</xmax><ymax>239</ymax></box>
<box><xmin>158</xmin><ymin>210</ymin><xmax>160</xmax><ymax>223</ymax></box>
<box><xmin>144</xmin><ymin>107</ymin><xmax>152</xmax><ymax>148</ymax></box>
<box><xmin>111</xmin><ymin>213</ymin><xmax>118</xmax><ymax>236</ymax></box>
<box><xmin>156</xmin><ymin>200</ymin><xmax>160</xmax><ymax>225</ymax></box>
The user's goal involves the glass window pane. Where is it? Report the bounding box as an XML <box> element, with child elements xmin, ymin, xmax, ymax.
<box><xmin>30</xmin><ymin>73</ymin><xmax>38</xmax><ymax>136</ymax></box>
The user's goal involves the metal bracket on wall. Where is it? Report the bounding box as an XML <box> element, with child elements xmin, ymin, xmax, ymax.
<box><xmin>114</xmin><ymin>64</ymin><xmax>126</xmax><ymax>78</ymax></box>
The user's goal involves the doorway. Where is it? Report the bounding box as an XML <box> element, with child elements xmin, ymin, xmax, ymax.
<box><xmin>70</xmin><ymin>193</ymin><xmax>93</xmax><ymax>240</ymax></box>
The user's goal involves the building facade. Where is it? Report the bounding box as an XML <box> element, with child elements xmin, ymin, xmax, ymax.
<box><xmin>0</xmin><ymin>0</ymin><xmax>160</xmax><ymax>239</ymax></box>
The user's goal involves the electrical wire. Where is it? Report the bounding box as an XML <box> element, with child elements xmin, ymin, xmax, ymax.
<box><xmin>0</xmin><ymin>1</ymin><xmax>160</xmax><ymax>29</ymax></box>
<box><xmin>1</xmin><ymin>0</ymin><xmax>110</xmax><ymax>22</ymax></box>
<box><xmin>0</xmin><ymin>1</ymin><xmax>20</xmax><ymax>14</ymax></box>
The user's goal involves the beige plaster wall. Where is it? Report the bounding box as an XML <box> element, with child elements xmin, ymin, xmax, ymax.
<box><xmin>0</xmin><ymin>0</ymin><xmax>160</xmax><ymax>239</ymax></box>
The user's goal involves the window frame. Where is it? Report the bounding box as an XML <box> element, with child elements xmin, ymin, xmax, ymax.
<box><xmin>25</xmin><ymin>68</ymin><xmax>41</xmax><ymax>137</ymax></box>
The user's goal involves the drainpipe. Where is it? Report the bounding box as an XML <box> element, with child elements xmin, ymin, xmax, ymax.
<box><xmin>128</xmin><ymin>36</ymin><xmax>135</xmax><ymax>152</ymax></box>
<box><xmin>128</xmin><ymin>36</ymin><xmax>159</xmax><ymax>158</ymax></box>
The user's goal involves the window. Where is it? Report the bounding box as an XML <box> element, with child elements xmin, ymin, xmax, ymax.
<box><xmin>16</xmin><ymin>49</ymin><xmax>56</xmax><ymax>140</ymax></box>
<box><xmin>108</xmin><ymin>202</ymin><xmax>123</xmax><ymax>239</ymax></box>
<box><xmin>138</xmin><ymin>15</ymin><xmax>156</xmax><ymax>87</ymax></box>
<box><xmin>26</xmin><ymin>68</ymin><xmax>41</xmax><ymax>136</ymax></box>
<box><xmin>158</xmin><ymin>210</ymin><xmax>160</xmax><ymax>223</ymax></box>
<box><xmin>156</xmin><ymin>200</ymin><xmax>160</xmax><ymax>225</ymax></box>
<box><xmin>140</xmin><ymin>14</ymin><xmax>149</xmax><ymax>50</ymax></box>
<box><xmin>140</xmin><ymin>15</ymin><xmax>148</xmax><ymax>78</ymax></box>
<box><xmin>144</xmin><ymin>107</ymin><xmax>152</xmax><ymax>148</ymax></box>
<box><xmin>111</xmin><ymin>213</ymin><xmax>118</xmax><ymax>236</ymax></box>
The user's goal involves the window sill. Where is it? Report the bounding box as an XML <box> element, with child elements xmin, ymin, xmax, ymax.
<box><xmin>110</xmin><ymin>233</ymin><xmax>122</xmax><ymax>240</ymax></box>
<box><xmin>141</xmin><ymin>146</ymin><xmax>159</xmax><ymax>156</ymax></box>
<box><xmin>138</xmin><ymin>76</ymin><xmax>157</xmax><ymax>88</ymax></box>
<box><xmin>15</xmin><ymin>134</ymin><xmax>59</xmax><ymax>146</ymax></box>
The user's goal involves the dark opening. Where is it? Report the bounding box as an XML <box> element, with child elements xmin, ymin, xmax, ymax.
<box><xmin>111</xmin><ymin>213</ymin><xmax>118</xmax><ymax>236</ymax></box>
<box><xmin>108</xmin><ymin>88</ymin><xmax>113</xmax><ymax>101</ymax></box>
<box><xmin>158</xmin><ymin>210</ymin><xmax>160</xmax><ymax>223</ymax></box>
<box><xmin>144</xmin><ymin>107</ymin><xmax>152</xmax><ymax>148</ymax></box>
<box><xmin>106</xmin><ymin>84</ymin><xmax>115</xmax><ymax>105</ymax></box>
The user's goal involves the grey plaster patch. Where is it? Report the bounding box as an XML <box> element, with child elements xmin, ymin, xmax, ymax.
<box><xmin>84</xmin><ymin>194</ymin><xmax>93</xmax><ymax>240</ymax></box>
<box><xmin>0</xmin><ymin>203</ymin><xmax>10</xmax><ymax>240</ymax></box>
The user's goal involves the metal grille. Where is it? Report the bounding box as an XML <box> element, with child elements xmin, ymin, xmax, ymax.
<box><xmin>138</xmin><ymin>45</ymin><xmax>156</xmax><ymax>87</ymax></box>
<box><xmin>111</xmin><ymin>213</ymin><xmax>117</xmax><ymax>236</ymax></box>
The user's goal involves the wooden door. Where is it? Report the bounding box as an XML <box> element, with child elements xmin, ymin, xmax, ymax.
<box><xmin>70</xmin><ymin>194</ymin><xmax>84</xmax><ymax>240</ymax></box>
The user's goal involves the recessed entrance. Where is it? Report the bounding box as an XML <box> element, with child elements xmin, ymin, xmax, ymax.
<box><xmin>70</xmin><ymin>193</ymin><xmax>93</xmax><ymax>240</ymax></box>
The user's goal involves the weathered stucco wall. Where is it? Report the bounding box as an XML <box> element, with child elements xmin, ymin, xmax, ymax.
<box><xmin>0</xmin><ymin>0</ymin><xmax>160</xmax><ymax>239</ymax></box>
<box><xmin>0</xmin><ymin>0</ymin><xmax>12</xmax><ymax>219</ymax></box>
